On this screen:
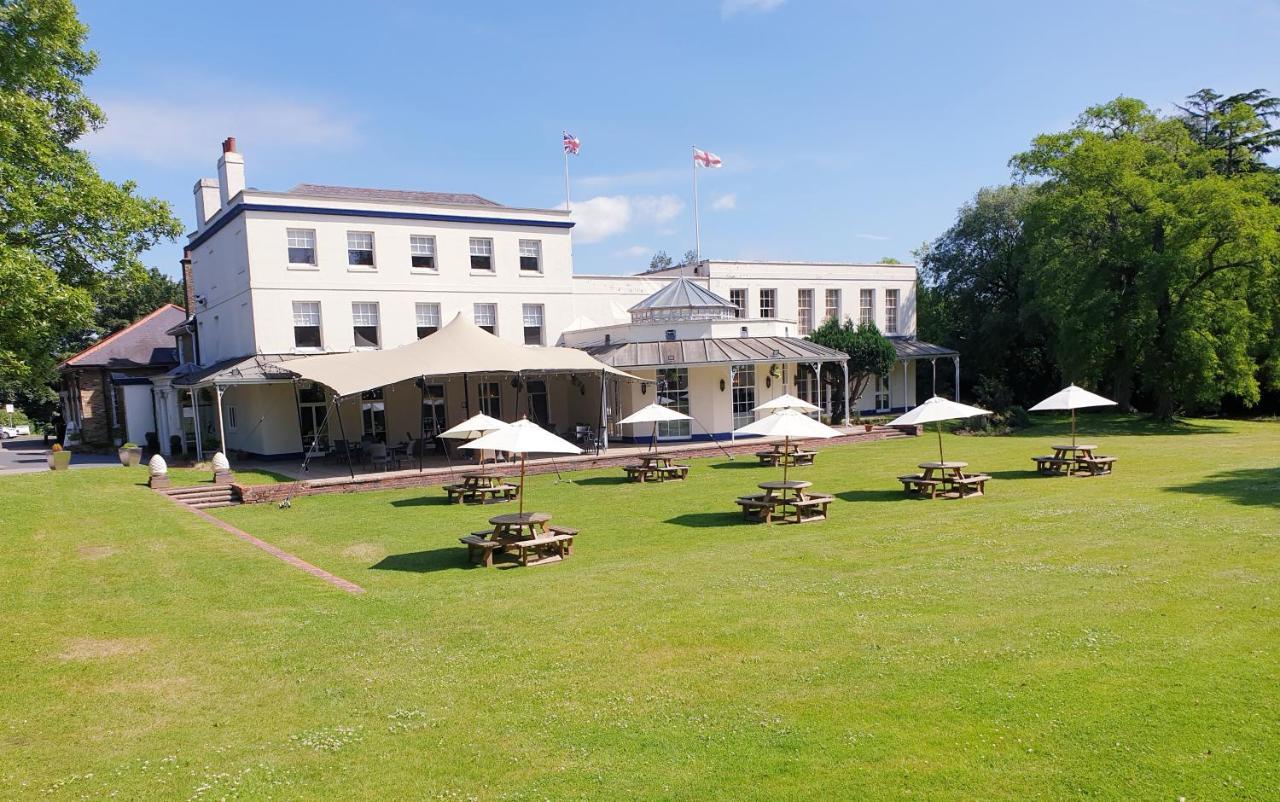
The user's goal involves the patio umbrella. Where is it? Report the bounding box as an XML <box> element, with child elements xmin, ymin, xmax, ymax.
<box><xmin>887</xmin><ymin>396</ymin><xmax>992</xmax><ymax>464</ymax></box>
<box><xmin>618</xmin><ymin>403</ymin><xmax>693</xmax><ymax>451</ymax></box>
<box><xmin>733</xmin><ymin>408</ymin><xmax>841</xmax><ymax>483</ymax></box>
<box><xmin>1029</xmin><ymin>385</ymin><xmax>1116</xmax><ymax>447</ymax></box>
<box><xmin>753</xmin><ymin>393</ymin><xmax>820</xmax><ymax>413</ymax></box>
<box><xmin>439</xmin><ymin>413</ymin><xmax>509</xmax><ymax>464</ymax></box>
<box><xmin>460</xmin><ymin>418</ymin><xmax>582</xmax><ymax>514</ymax></box>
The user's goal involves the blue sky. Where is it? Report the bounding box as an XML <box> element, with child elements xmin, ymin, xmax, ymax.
<box><xmin>79</xmin><ymin>0</ymin><xmax>1280</xmax><ymax>277</ymax></box>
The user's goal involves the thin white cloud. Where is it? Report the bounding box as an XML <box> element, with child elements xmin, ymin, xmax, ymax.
<box><xmin>84</xmin><ymin>93</ymin><xmax>360</xmax><ymax>166</ymax></box>
<box><xmin>577</xmin><ymin>167</ymin><xmax>686</xmax><ymax>191</ymax></box>
<box><xmin>855</xmin><ymin>233</ymin><xmax>890</xmax><ymax>241</ymax></box>
<box><xmin>711</xmin><ymin>193</ymin><xmax>737</xmax><ymax>210</ymax></box>
<box><xmin>566</xmin><ymin>194</ymin><xmax>686</xmax><ymax>243</ymax></box>
<box><xmin>722</xmin><ymin>0</ymin><xmax>785</xmax><ymax>18</ymax></box>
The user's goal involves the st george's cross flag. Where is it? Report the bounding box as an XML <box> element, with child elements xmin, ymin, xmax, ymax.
<box><xmin>563</xmin><ymin>132</ymin><xmax>581</xmax><ymax>155</ymax></box>
<box><xmin>693</xmin><ymin>147</ymin><xmax>723</xmax><ymax>168</ymax></box>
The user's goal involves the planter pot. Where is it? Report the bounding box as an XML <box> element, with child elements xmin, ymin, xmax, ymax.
<box><xmin>118</xmin><ymin>446</ymin><xmax>142</xmax><ymax>467</ymax></box>
<box><xmin>864</xmin><ymin>423</ymin><xmax>874</xmax><ymax>432</ymax></box>
<box><xmin>48</xmin><ymin>451</ymin><xmax>72</xmax><ymax>471</ymax></box>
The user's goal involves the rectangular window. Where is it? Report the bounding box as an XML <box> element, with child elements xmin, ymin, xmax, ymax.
<box><xmin>859</xmin><ymin>289</ymin><xmax>874</xmax><ymax>325</ymax></box>
<box><xmin>885</xmin><ymin>289</ymin><xmax>899</xmax><ymax>334</ymax></box>
<box><xmin>759</xmin><ymin>288</ymin><xmax>777</xmax><ymax>319</ymax></box>
<box><xmin>469</xmin><ymin>237</ymin><xmax>494</xmax><ymax>271</ymax></box>
<box><xmin>287</xmin><ymin>228</ymin><xmax>316</xmax><ymax>265</ymax></box>
<box><xmin>474</xmin><ymin>303</ymin><xmax>497</xmax><ymax>334</ymax></box>
<box><xmin>347</xmin><ymin>231</ymin><xmax>375</xmax><ymax>267</ymax></box>
<box><xmin>292</xmin><ymin>301</ymin><xmax>322</xmax><ymax>348</ymax></box>
<box><xmin>409</xmin><ymin>234</ymin><xmax>436</xmax><ymax>269</ymax></box>
<box><xmin>731</xmin><ymin>364</ymin><xmax>756</xmax><ymax>430</ymax></box>
<box><xmin>797</xmin><ymin>289</ymin><xmax>814</xmax><ymax>336</ymax></box>
<box><xmin>656</xmin><ymin>368</ymin><xmax>691</xmax><ymax>439</ymax></box>
<box><xmin>478</xmin><ymin>381</ymin><xmax>501</xmax><ymax>418</ymax></box>
<box><xmin>361</xmin><ymin>388</ymin><xmax>386</xmax><ymax>441</ymax></box>
<box><xmin>730</xmin><ymin>288</ymin><xmax>747</xmax><ymax>318</ymax></box>
<box><xmin>825</xmin><ymin>288</ymin><xmax>841</xmax><ymax>323</ymax></box>
<box><xmin>351</xmin><ymin>302</ymin><xmax>380</xmax><ymax>348</ymax></box>
<box><xmin>518</xmin><ymin>239</ymin><xmax>542</xmax><ymax>272</ymax></box>
<box><xmin>422</xmin><ymin>383</ymin><xmax>446</xmax><ymax>436</ymax></box>
<box><xmin>415</xmin><ymin>302</ymin><xmax>441</xmax><ymax>339</ymax></box>
<box><xmin>225</xmin><ymin>406</ymin><xmax>238</xmax><ymax>432</ymax></box>
<box><xmin>522</xmin><ymin>303</ymin><xmax>545</xmax><ymax>345</ymax></box>
<box><xmin>524</xmin><ymin>379</ymin><xmax>549</xmax><ymax>424</ymax></box>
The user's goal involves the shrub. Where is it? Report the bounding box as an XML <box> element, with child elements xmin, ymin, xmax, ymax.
<box><xmin>121</xmin><ymin>442</ymin><xmax>139</xmax><ymax>449</ymax></box>
<box><xmin>51</xmin><ymin>443</ymin><xmax>63</xmax><ymax>452</ymax></box>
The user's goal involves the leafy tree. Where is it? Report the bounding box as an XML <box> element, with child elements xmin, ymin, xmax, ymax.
<box><xmin>0</xmin><ymin>0</ymin><xmax>181</xmax><ymax>402</ymax></box>
<box><xmin>1013</xmin><ymin>97</ymin><xmax>1280</xmax><ymax>418</ymax></box>
<box><xmin>919</xmin><ymin>185</ymin><xmax>1055</xmax><ymax>405</ymax></box>
<box><xmin>877</xmin><ymin>256</ymin><xmax>902</xmax><ymax>264</ymax></box>
<box><xmin>92</xmin><ymin>266</ymin><xmax>184</xmax><ymax>334</ymax></box>
<box><xmin>1176</xmin><ymin>89</ymin><xmax>1280</xmax><ymax>176</ymax></box>
<box><xmin>808</xmin><ymin>318</ymin><xmax>896</xmax><ymax>422</ymax></box>
<box><xmin>647</xmin><ymin>250</ymin><xmax>673</xmax><ymax>272</ymax></box>
<box><xmin>680</xmin><ymin>249</ymin><xmax>699</xmax><ymax>266</ymax></box>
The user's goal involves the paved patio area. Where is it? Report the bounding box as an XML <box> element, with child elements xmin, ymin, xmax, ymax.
<box><xmin>0</xmin><ymin>436</ymin><xmax>119</xmax><ymax>475</ymax></box>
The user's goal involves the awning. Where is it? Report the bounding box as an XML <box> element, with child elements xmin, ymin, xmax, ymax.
<box><xmin>890</xmin><ymin>337</ymin><xmax>958</xmax><ymax>360</ymax></box>
<box><xmin>169</xmin><ymin>354</ymin><xmax>308</xmax><ymax>387</ymax></box>
<box><xmin>283</xmin><ymin>314</ymin><xmax>642</xmax><ymax>397</ymax></box>
<box><xmin>579</xmin><ymin>336</ymin><xmax>847</xmax><ymax>370</ymax></box>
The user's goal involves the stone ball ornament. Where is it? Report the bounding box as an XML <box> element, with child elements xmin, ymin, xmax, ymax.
<box><xmin>211</xmin><ymin>452</ymin><xmax>230</xmax><ymax>471</ymax></box>
<box><xmin>148</xmin><ymin>454</ymin><xmax>168</xmax><ymax>476</ymax></box>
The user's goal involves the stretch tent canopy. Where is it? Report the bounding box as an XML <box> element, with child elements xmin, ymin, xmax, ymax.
<box><xmin>281</xmin><ymin>313</ymin><xmax>642</xmax><ymax>397</ymax></box>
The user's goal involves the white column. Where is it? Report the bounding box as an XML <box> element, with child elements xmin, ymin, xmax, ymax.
<box><xmin>841</xmin><ymin>361</ymin><xmax>850</xmax><ymax>426</ymax></box>
<box><xmin>214</xmin><ymin>385</ymin><xmax>227</xmax><ymax>456</ymax></box>
<box><xmin>190</xmin><ymin>388</ymin><xmax>204</xmax><ymax>461</ymax></box>
<box><xmin>953</xmin><ymin>355</ymin><xmax>960</xmax><ymax>401</ymax></box>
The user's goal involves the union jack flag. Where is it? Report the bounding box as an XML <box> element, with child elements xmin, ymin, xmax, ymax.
<box><xmin>563</xmin><ymin>131</ymin><xmax>580</xmax><ymax>155</ymax></box>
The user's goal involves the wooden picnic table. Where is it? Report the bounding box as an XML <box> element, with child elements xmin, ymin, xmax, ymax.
<box><xmin>899</xmin><ymin>461</ymin><xmax>990</xmax><ymax>499</ymax></box>
<box><xmin>735</xmin><ymin>480</ymin><xmax>832</xmax><ymax>524</ymax></box>
<box><xmin>1033</xmin><ymin>444</ymin><xmax>1116</xmax><ymax>477</ymax></box>
<box><xmin>756</xmin><ymin>442</ymin><xmax>817</xmax><ymax>467</ymax></box>
<box><xmin>458</xmin><ymin>511</ymin><xmax>577</xmax><ymax>568</ymax></box>
<box><xmin>623</xmin><ymin>451</ymin><xmax>690</xmax><ymax>482</ymax></box>
<box><xmin>443</xmin><ymin>471</ymin><xmax>519</xmax><ymax>504</ymax></box>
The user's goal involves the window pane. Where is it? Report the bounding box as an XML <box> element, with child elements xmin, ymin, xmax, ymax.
<box><xmin>287</xmin><ymin>229</ymin><xmax>316</xmax><ymax>264</ymax></box>
<box><xmin>797</xmin><ymin>289</ymin><xmax>813</xmax><ymax>335</ymax></box>
<box><xmin>519</xmin><ymin>239</ymin><xmax>541</xmax><ymax>271</ymax></box>
<box><xmin>292</xmin><ymin>301</ymin><xmax>320</xmax><ymax>326</ymax></box>
<box><xmin>521</xmin><ymin>304</ymin><xmax>543</xmax><ymax>327</ymax></box>
<box><xmin>730</xmin><ymin>288</ymin><xmax>746</xmax><ymax>318</ymax></box>
<box><xmin>409</xmin><ymin>235</ymin><xmax>435</xmax><ymax>255</ymax></box>
<box><xmin>352</xmin><ymin>303</ymin><xmax>379</xmax><ymax>326</ymax></box>
<box><xmin>294</xmin><ymin>326</ymin><xmax>321</xmax><ymax>348</ymax></box>
<box><xmin>354</xmin><ymin>326</ymin><xmax>379</xmax><ymax>348</ymax></box>
<box><xmin>474</xmin><ymin>303</ymin><xmax>496</xmax><ymax>333</ymax></box>
<box><xmin>825</xmin><ymin>289</ymin><xmax>840</xmax><ymax>321</ymax></box>
<box><xmin>416</xmin><ymin>303</ymin><xmax>441</xmax><ymax>327</ymax></box>
<box><xmin>347</xmin><ymin>231</ymin><xmax>374</xmax><ymax>266</ymax></box>
<box><xmin>469</xmin><ymin>238</ymin><xmax>492</xmax><ymax>256</ymax></box>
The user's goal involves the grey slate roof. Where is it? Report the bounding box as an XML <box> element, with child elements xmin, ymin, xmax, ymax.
<box><xmin>59</xmin><ymin>304</ymin><xmax>186</xmax><ymax>371</ymax></box>
<box><xmin>890</xmin><ymin>337</ymin><xmax>959</xmax><ymax>359</ymax></box>
<box><xmin>580</xmin><ymin>336</ymin><xmax>848</xmax><ymax>369</ymax></box>
<box><xmin>170</xmin><ymin>353</ymin><xmax>308</xmax><ymax>387</ymax></box>
<box><xmin>287</xmin><ymin>183</ymin><xmax>502</xmax><ymax>208</ymax></box>
<box><xmin>628</xmin><ymin>276</ymin><xmax>739</xmax><ymax>313</ymax></box>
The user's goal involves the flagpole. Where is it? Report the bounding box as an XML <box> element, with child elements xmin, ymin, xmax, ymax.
<box><xmin>563</xmin><ymin>136</ymin><xmax>571</xmax><ymax>211</ymax></box>
<box><xmin>692</xmin><ymin>146</ymin><xmax>701</xmax><ymax>262</ymax></box>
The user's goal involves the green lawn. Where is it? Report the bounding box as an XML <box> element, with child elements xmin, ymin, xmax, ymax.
<box><xmin>2</xmin><ymin>416</ymin><xmax>1277</xmax><ymax>800</ymax></box>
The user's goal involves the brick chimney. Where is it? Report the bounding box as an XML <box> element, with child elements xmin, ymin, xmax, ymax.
<box><xmin>217</xmin><ymin>136</ymin><xmax>245</xmax><ymax>207</ymax></box>
<box><xmin>180</xmin><ymin>248</ymin><xmax>196</xmax><ymax>313</ymax></box>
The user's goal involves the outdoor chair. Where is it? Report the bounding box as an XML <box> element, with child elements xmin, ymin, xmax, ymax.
<box><xmin>368</xmin><ymin>442</ymin><xmax>398</xmax><ymax>471</ymax></box>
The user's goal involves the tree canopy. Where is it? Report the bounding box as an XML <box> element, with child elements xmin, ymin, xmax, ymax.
<box><xmin>0</xmin><ymin>0</ymin><xmax>182</xmax><ymax>409</ymax></box>
<box><xmin>808</xmin><ymin>318</ymin><xmax>896</xmax><ymax>421</ymax></box>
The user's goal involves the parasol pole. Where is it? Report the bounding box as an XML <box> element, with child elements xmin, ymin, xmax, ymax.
<box><xmin>783</xmin><ymin>435</ymin><xmax>790</xmax><ymax>483</ymax></box>
<box><xmin>652</xmin><ymin>421</ymin><xmax>658</xmax><ymax>452</ymax></box>
<box><xmin>937</xmin><ymin>420</ymin><xmax>945</xmax><ymax>464</ymax></box>
<box><xmin>519</xmin><ymin>453</ymin><xmax>526</xmax><ymax>516</ymax></box>
<box><xmin>1072</xmin><ymin>408</ymin><xmax>1077</xmax><ymax>448</ymax></box>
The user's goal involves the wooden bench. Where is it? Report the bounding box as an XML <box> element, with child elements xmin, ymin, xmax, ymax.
<box><xmin>898</xmin><ymin>474</ymin><xmax>942</xmax><ymax>498</ymax></box>
<box><xmin>780</xmin><ymin>493</ymin><xmax>832</xmax><ymax>523</ymax></box>
<box><xmin>513</xmin><ymin>533</ymin><xmax>575</xmax><ymax>566</ymax></box>
<box><xmin>623</xmin><ymin>465</ymin><xmax>653</xmax><ymax>482</ymax></box>
<box><xmin>659</xmin><ymin>464</ymin><xmax>690</xmax><ymax>480</ymax></box>
<box><xmin>949</xmin><ymin>474</ymin><xmax>991</xmax><ymax>497</ymax></box>
<box><xmin>792</xmin><ymin>451</ymin><xmax>817</xmax><ymax>466</ymax></box>
<box><xmin>1032</xmin><ymin>456</ymin><xmax>1073</xmax><ymax>475</ymax></box>
<box><xmin>445</xmin><ymin>483</ymin><xmax>519</xmax><ymax>504</ymax></box>
<box><xmin>755</xmin><ymin>451</ymin><xmax>781</xmax><ymax>466</ymax></box>
<box><xmin>459</xmin><ymin>534</ymin><xmax>503</xmax><ymax>567</ymax></box>
<box><xmin>735</xmin><ymin>496</ymin><xmax>774</xmax><ymax>523</ymax></box>
<box><xmin>1076</xmin><ymin>456</ymin><xmax>1116</xmax><ymax>476</ymax></box>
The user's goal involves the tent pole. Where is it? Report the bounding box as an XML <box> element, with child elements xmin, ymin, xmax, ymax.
<box><xmin>418</xmin><ymin>376</ymin><xmax>426</xmax><ymax>473</ymax></box>
<box><xmin>463</xmin><ymin>372</ymin><xmax>470</xmax><ymax>417</ymax></box>
<box><xmin>334</xmin><ymin>395</ymin><xmax>355</xmax><ymax>479</ymax></box>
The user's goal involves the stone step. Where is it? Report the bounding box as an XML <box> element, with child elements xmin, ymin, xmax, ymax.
<box><xmin>165</xmin><ymin>486</ymin><xmax>235</xmax><ymax>498</ymax></box>
<box><xmin>167</xmin><ymin>491</ymin><xmax>236</xmax><ymax>502</ymax></box>
<box><xmin>190</xmin><ymin>500</ymin><xmax>241</xmax><ymax>509</ymax></box>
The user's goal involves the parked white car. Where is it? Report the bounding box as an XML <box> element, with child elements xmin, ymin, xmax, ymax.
<box><xmin>0</xmin><ymin>425</ymin><xmax>31</xmax><ymax>438</ymax></box>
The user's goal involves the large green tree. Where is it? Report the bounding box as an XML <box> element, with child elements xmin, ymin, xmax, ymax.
<box><xmin>0</xmin><ymin>0</ymin><xmax>181</xmax><ymax>407</ymax></box>
<box><xmin>918</xmin><ymin>184</ymin><xmax>1055</xmax><ymax>405</ymax></box>
<box><xmin>808</xmin><ymin>318</ymin><xmax>896</xmax><ymax>421</ymax></box>
<box><xmin>1013</xmin><ymin>97</ymin><xmax>1280</xmax><ymax>418</ymax></box>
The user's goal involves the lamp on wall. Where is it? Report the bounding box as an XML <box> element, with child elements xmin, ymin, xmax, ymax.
<box><xmin>719</xmin><ymin>378</ymin><xmax>726</xmax><ymax>392</ymax></box>
<box><xmin>765</xmin><ymin>376</ymin><xmax>772</xmax><ymax>389</ymax></box>
<box><xmin>641</xmin><ymin>383</ymin><xmax>648</xmax><ymax>395</ymax></box>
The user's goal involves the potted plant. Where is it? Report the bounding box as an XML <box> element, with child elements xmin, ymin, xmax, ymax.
<box><xmin>118</xmin><ymin>442</ymin><xmax>143</xmax><ymax>467</ymax></box>
<box><xmin>48</xmin><ymin>443</ymin><xmax>71</xmax><ymax>471</ymax></box>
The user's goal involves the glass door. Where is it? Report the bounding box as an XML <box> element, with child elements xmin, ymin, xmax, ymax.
<box><xmin>731</xmin><ymin>364</ymin><xmax>756</xmax><ymax>430</ymax></box>
<box><xmin>874</xmin><ymin>372</ymin><xmax>892</xmax><ymax>412</ymax></box>
<box><xmin>421</xmin><ymin>383</ymin><xmax>446</xmax><ymax>437</ymax></box>
<box><xmin>297</xmin><ymin>384</ymin><xmax>329</xmax><ymax>452</ymax></box>
<box><xmin>656</xmin><ymin>368</ymin><xmax>691</xmax><ymax>439</ymax></box>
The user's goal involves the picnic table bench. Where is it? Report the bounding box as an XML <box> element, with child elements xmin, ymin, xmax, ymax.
<box><xmin>755</xmin><ymin>449</ymin><xmax>817</xmax><ymax>467</ymax></box>
<box><xmin>460</xmin><ymin>513</ymin><xmax>577</xmax><ymax>567</ymax></box>
<box><xmin>735</xmin><ymin>480</ymin><xmax>831</xmax><ymax>524</ymax></box>
<box><xmin>444</xmin><ymin>482</ymin><xmax>520</xmax><ymax>504</ymax></box>
<box><xmin>623</xmin><ymin>453</ymin><xmax>690</xmax><ymax>483</ymax></box>
<box><xmin>900</xmin><ymin>462</ymin><xmax>990</xmax><ymax>499</ymax></box>
<box><xmin>1033</xmin><ymin>445</ymin><xmax>1117</xmax><ymax>477</ymax></box>
<box><xmin>898</xmin><ymin>474</ymin><xmax>943</xmax><ymax>498</ymax></box>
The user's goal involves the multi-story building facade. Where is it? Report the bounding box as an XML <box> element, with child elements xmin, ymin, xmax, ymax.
<box><xmin>148</xmin><ymin>139</ymin><xmax>956</xmax><ymax>459</ymax></box>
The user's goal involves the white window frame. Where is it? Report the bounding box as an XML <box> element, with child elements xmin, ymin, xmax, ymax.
<box><xmin>885</xmin><ymin>289</ymin><xmax>899</xmax><ymax>334</ymax></box>
<box><xmin>518</xmin><ymin>239</ymin><xmax>542</xmax><ymax>273</ymax></box>
<box><xmin>474</xmin><ymin>302</ymin><xmax>497</xmax><ymax>334</ymax></box>
<box><xmin>351</xmin><ymin>301</ymin><xmax>381</xmax><ymax>349</ymax></box>
<box><xmin>759</xmin><ymin>288</ymin><xmax>777</xmax><ymax>319</ymax></box>
<box><xmin>859</xmin><ymin>289</ymin><xmax>875</xmax><ymax>326</ymax></box>
<box><xmin>347</xmin><ymin>231</ymin><xmax>375</xmax><ymax>269</ymax></box>
<box><xmin>797</xmin><ymin>289</ymin><xmax>814</xmax><ymax>336</ymax></box>
<box><xmin>825</xmin><ymin>288</ymin><xmax>841</xmax><ymax>323</ymax></box>
<box><xmin>286</xmin><ymin>228</ymin><xmax>317</xmax><ymax>267</ymax></box>
<box><xmin>522</xmin><ymin>303</ymin><xmax>545</xmax><ymax>345</ymax></box>
<box><xmin>415</xmin><ymin>302</ymin><xmax>441</xmax><ymax>338</ymax></box>
<box><xmin>469</xmin><ymin>237</ymin><xmax>495</xmax><ymax>272</ymax></box>
<box><xmin>291</xmin><ymin>301</ymin><xmax>323</xmax><ymax>350</ymax></box>
<box><xmin>409</xmin><ymin>234</ymin><xmax>437</xmax><ymax>271</ymax></box>
<box><xmin>729</xmin><ymin>288</ymin><xmax>747</xmax><ymax>318</ymax></box>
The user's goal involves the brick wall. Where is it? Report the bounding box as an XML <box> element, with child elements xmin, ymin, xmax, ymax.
<box><xmin>69</xmin><ymin>370</ymin><xmax>112</xmax><ymax>446</ymax></box>
<box><xmin>236</xmin><ymin>426</ymin><xmax>916</xmax><ymax>504</ymax></box>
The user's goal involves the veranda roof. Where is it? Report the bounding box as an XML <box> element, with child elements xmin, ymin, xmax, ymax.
<box><xmin>580</xmin><ymin>336</ymin><xmax>847</xmax><ymax>369</ymax></box>
<box><xmin>282</xmin><ymin>314</ymin><xmax>641</xmax><ymax>397</ymax></box>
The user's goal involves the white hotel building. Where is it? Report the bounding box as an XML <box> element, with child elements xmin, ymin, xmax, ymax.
<box><xmin>151</xmin><ymin>139</ymin><xmax>958</xmax><ymax>459</ymax></box>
